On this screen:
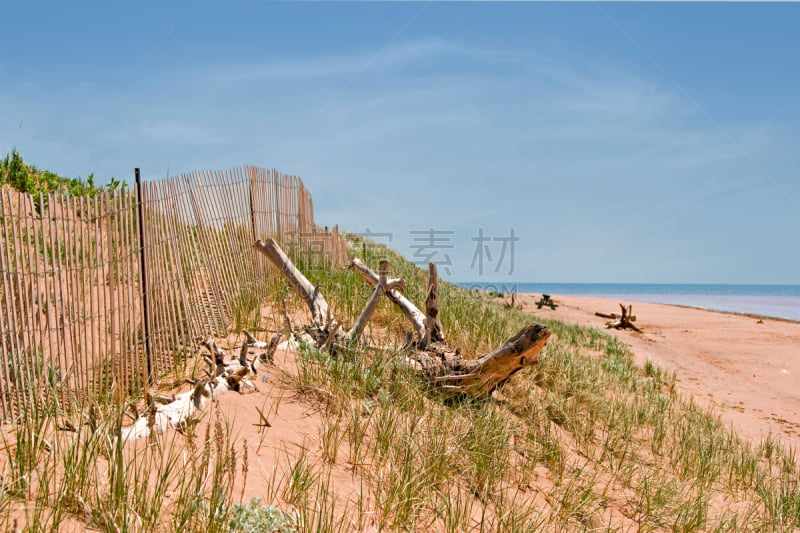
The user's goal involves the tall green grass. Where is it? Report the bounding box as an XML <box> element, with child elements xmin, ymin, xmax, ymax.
<box><xmin>1</xmin><ymin>149</ymin><xmax>125</xmax><ymax>199</ymax></box>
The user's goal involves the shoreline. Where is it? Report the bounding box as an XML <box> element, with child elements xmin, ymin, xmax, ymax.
<box><xmin>518</xmin><ymin>292</ymin><xmax>800</xmax><ymax>325</ymax></box>
<box><xmin>462</xmin><ymin>282</ymin><xmax>800</xmax><ymax>322</ymax></box>
<box><xmin>514</xmin><ymin>293</ymin><xmax>800</xmax><ymax>450</ymax></box>
<box><xmin>641</xmin><ymin>301</ymin><xmax>800</xmax><ymax>325</ymax></box>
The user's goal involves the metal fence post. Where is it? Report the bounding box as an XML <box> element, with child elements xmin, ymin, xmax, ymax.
<box><xmin>135</xmin><ymin>168</ymin><xmax>153</xmax><ymax>384</ymax></box>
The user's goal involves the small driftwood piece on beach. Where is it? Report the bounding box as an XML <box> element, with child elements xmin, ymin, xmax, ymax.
<box><xmin>503</xmin><ymin>292</ymin><xmax>522</xmax><ymax>310</ymax></box>
<box><xmin>603</xmin><ymin>303</ymin><xmax>642</xmax><ymax>333</ymax></box>
<box><xmin>254</xmin><ymin>238</ymin><xmax>552</xmax><ymax>396</ymax></box>
<box><xmin>119</xmin><ymin>331</ymin><xmax>281</xmax><ymax>441</ymax></box>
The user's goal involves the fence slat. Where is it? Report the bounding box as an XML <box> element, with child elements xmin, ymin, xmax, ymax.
<box><xmin>0</xmin><ymin>193</ymin><xmax>21</xmax><ymax>415</ymax></box>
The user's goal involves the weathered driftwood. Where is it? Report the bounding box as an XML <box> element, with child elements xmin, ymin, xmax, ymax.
<box><xmin>349</xmin><ymin>258</ymin><xmax>426</xmax><ymax>342</ymax></box>
<box><xmin>347</xmin><ymin>259</ymin><xmax>405</xmax><ymax>341</ymax></box>
<box><xmin>253</xmin><ymin>239</ymin><xmax>379</xmax><ymax>347</ymax></box>
<box><xmin>504</xmin><ymin>293</ymin><xmax>523</xmax><ymax>310</ymax></box>
<box><xmin>595</xmin><ymin>311</ymin><xmax>636</xmax><ymax>321</ymax></box>
<box><xmin>253</xmin><ymin>239</ymin><xmax>329</xmax><ymax>328</ymax></box>
<box><xmin>257</xmin><ymin>238</ymin><xmax>552</xmax><ymax>396</ymax></box>
<box><xmin>604</xmin><ymin>303</ymin><xmax>642</xmax><ymax>332</ymax></box>
<box><xmin>120</xmin><ymin>331</ymin><xmax>280</xmax><ymax>441</ymax></box>
<box><xmin>424</xmin><ymin>263</ymin><xmax>445</xmax><ymax>348</ymax></box>
<box><xmin>402</xmin><ymin>323</ymin><xmax>551</xmax><ymax>396</ymax></box>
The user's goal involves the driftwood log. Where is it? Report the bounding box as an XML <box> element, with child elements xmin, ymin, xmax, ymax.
<box><xmin>120</xmin><ymin>331</ymin><xmax>281</xmax><ymax>441</ymax></box>
<box><xmin>603</xmin><ymin>303</ymin><xmax>642</xmax><ymax>332</ymax></box>
<box><xmin>253</xmin><ymin>238</ymin><xmax>552</xmax><ymax>396</ymax></box>
<box><xmin>595</xmin><ymin>311</ymin><xmax>636</xmax><ymax>321</ymax></box>
<box><xmin>349</xmin><ymin>257</ymin><xmax>426</xmax><ymax>342</ymax></box>
<box><xmin>503</xmin><ymin>292</ymin><xmax>522</xmax><ymax>310</ymax></box>
<box><xmin>118</xmin><ymin>239</ymin><xmax>552</xmax><ymax>441</ymax></box>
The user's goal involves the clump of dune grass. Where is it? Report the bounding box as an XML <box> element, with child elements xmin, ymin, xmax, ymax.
<box><xmin>0</xmin><ymin>386</ymin><xmax>257</xmax><ymax>532</ymax></box>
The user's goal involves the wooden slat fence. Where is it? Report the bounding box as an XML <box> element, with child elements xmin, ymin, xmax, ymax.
<box><xmin>0</xmin><ymin>166</ymin><xmax>346</xmax><ymax>419</ymax></box>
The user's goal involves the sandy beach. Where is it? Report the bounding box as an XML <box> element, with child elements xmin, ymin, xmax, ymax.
<box><xmin>517</xmin><ymin>293</ymin><xmax>800</xmax><ymax>451</ymax></box>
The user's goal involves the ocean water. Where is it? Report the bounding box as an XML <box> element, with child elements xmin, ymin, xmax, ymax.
<box><xmin>459</xmin><ymin>282</ymin><xmax>800</xmax><ymax>322</ymax></box>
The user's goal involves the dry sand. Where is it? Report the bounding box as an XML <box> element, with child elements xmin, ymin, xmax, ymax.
<box><xmin>517</xmin><ymin>293</ymin><xmax>800</xmax><ymax>451</ymax></box>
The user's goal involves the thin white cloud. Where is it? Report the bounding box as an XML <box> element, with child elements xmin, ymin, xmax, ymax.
<box><xmin>210</xmin><ymin>37</ymin><xmax>457</xmax><ymax>83</ymax></box>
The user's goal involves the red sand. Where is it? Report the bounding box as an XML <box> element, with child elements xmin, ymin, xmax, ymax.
<box><xmin>518</xmin><ymin>294</ymin><xmax>800</xmax><ymax>451</ymax></box>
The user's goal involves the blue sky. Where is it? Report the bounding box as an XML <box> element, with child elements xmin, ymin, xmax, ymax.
<box><xmin>2</xmin><ymin>2</ymin><xmax>799</xmax><ymax>284</ymax></box>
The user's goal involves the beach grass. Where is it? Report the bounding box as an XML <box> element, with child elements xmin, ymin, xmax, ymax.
<box><xmin>1</xmin><ymin>235</ymin><xmax>799</xmax><ymax>531</ymax></box>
